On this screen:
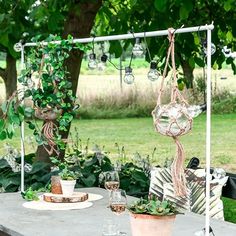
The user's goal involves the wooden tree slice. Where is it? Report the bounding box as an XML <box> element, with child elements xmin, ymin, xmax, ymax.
<box><xmin>43</xmin><ymin>192</ymin><xmax>88</xmax><ymax>203</ymax></box>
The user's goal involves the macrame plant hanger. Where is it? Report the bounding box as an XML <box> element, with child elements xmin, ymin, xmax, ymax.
<box><xmin>35</xmin><ymin>53</ymin><xmax>61</xmax><ymax>156</ymax></box>
<box><xmin>152</xmin><ymin>29</ymin><xmax>193</xmax><ymax>196</ymax></box>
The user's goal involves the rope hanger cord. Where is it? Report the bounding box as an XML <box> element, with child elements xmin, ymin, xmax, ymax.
<box><xmin>157</xmin><ymin>27</ymin><xmax>187</xmax><ymax>106</ymax></box>
<box><xmin>152</xmin><ymin>28</ymin><xmax>195</xmax><ymax>196</ymax></box>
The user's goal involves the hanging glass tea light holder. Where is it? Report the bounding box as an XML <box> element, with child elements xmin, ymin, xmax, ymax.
<box><xmin>98</xmin><ymin>54</ymin><xmax>108</xmax><ymax>71</ymax></box>
<box><xmin>147</xmin><ymin>61</ymin><xmax>160</xmax><ymax>81</ymax></box>
<box><xmin>123</xmin><ymin>52</ymin><xmax>135</xmax><ymax>84</ymax></box>
<box><xmin>88</xmin><ymin>37</ymin><xmax>97</xmax><ymax>70</ymax></box>
<box><xmin>132</xmin><ymin>37</ymin><xmax>144</xmax><ymax>56</ymax></box>
<box><xmin>143</xmin><ymin>31</ymin><xmax>160</xmax><ymax>81</ymax></box>
<box><xmin>97</xmin><ymin>43</ymin><xmax>108</xmax><ymax>71</ymax></box>
<box><xmin>203</xmin><ymin>41</ymin><xmax>216</xmax><ymax>55</ymax></box>
<box><xmin>123</xmin><ymin>66</ymin><xmax>135</xmax><ymax>84</ymax></box>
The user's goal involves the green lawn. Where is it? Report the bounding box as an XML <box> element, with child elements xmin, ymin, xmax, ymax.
<box><xmin>2</xmin><ymin>113</ymin><xmax>236</xmax><ymax>172</ymax></box>
<box><xmin>74</xmin><ymin>114</ymin><xmax>236</xmax><ymax>172</ymax></box>
<box><xmin>223</xmin><ymin>197</ymin><xmax>236</xmax><ymax>223</ymax></box>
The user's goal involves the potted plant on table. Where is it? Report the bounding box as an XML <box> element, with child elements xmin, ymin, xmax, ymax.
<box><xmin>128</xmin><ymin>197</ymin><xmax>179</xmax><ymax>236</ymax></box>
<box><xmin>59</xmin><ymin>166</ymin><xmax>78</xmax><ymax>197</ymax></box>
<box><xmin>51</xmin><ymin>157</ymin><xmax>80</xmax><ymax>197</ymax></box>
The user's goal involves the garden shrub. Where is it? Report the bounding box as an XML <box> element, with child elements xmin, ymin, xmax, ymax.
<box><xmin>212</xmin><ymin>93</ymin><xmax>236</xmax><ymax>114</ymax></box>
<box><xmin>0</xmin><ymin>155</ymin><xmax>52</xmax><ymax>192</ymax></box>
<box><xmin>77</xmin><ymin>88</ymin><xmax>236</xmax><ymax>120</ymax></box>
<box><xmin>0</xmin><ymin>146</ymin><xmax>150</xmax><ymax>197</ymax></box>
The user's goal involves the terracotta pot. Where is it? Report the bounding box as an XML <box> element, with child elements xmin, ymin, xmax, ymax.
<box><xmin>60</xmin><ymin>179</ymin><xmax>76</xmax><ymax>197</ymax></box>
<box><xmin>51</xmin><ymin>176</ymin><xmax>62</xmax><ymax>194</ymax></box>
<box><xmin>130</xmin><ymin>213</ymin><xmax>176</xmax><ymax>236</ymax></box>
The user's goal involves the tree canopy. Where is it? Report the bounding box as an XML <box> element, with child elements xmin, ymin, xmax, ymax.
<box><xmin>94</xmin><ymin>0</ymin><xmax>236</xmax><ymax>86</ymax></box>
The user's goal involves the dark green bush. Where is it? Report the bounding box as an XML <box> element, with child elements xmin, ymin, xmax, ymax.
<box><xmin>78</xmin><ymin>90</ymin><xmax>236</xmax><ymax>120</ymax></box>
<box><xmin>212</xmin><ymin>94</ymin><xmax>236</xmax><ymax>114</ymax></box>
<box><xmin>0</xmin><ymin>149</ymin><xmax>150</xmax><ymax>198</ymax></box>
<box><xmin>0</xmin><ymin>155</ymin><xmax>51</xmax><ymax>192</ymax></box>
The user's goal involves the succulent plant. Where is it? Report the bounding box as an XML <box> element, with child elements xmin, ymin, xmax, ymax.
<box><xmin>128</xmin><ymin>197</ymin><xmax>179</xmax><ymax>216</ymax></box>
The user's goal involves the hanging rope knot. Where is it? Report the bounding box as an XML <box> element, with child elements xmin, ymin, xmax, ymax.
<box><xmin>171</xmin><ymin>136</ymin><xmax>187</xmax><ymax>196</ymax></box>
<box><xmin>168</xmin><ymin>28</ymin><xmax>175</xmax><ymax>43</ymax></box>
<box><xmin>42</xmin><ymin>120</ymin><xmax>60</xmax><ymax>156</ymax></box>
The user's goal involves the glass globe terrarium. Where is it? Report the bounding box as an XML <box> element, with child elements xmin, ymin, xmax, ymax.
<box><xmin>152</xmin><ymin>103</ymin><xmax>193</xmax><ymax>137</ymax></box>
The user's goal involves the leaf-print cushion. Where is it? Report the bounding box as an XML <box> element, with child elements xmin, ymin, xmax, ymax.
<box><xmin>149</xmin><ymin>167</ymin><xmax>228</xmax><ymax>220</ymax></box>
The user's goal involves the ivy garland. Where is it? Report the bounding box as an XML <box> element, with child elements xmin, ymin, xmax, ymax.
<box><xmin>0</xmin><ymin>35</ymin><xmax>89</xmax><ymax>154</ymax></box>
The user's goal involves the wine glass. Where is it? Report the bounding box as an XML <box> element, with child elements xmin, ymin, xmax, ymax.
<box><xmin>109</xmin><ymin>189</ymin><xmax>127</xmax><ymax>235</ymax></box>
<box><xmin>104</xmin><ymin>171</ymin><xmax>120</xmax><ymax>191</ymax></box>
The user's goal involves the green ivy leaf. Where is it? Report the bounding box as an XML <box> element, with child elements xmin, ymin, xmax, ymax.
<box><xmin>0</xmin><ymin>130</ymin><xmax>7</xmax><ymax>140</ymax></box>
<box><xmin>27</xmin><ymin>121</ymin><xmax>36</xmax><ymax>130</ymax></box>
<box><xmin>17</xmin><ymin>105</ymin><xmax>25</xmax><ymax>116</ymax></box>
<box><xmin>22</xmin><ymin>187</ymin><xmax>39</xmax><ymax>201</ymax></box>
<box><xmin>10</xmin><ymin>115</ymin><xmax>21</xmax><ymax>125</ymax></box>
<box><xmin>0</xmin><ymin>119</ymin><xmax>4</xmax><ymax>130</ymax></box>
<box><xmin>7</xmin><ymin>130</ymin><xmax>14</xmax><ymax>139</ymax></box>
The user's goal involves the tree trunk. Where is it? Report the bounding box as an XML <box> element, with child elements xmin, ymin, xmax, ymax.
<box><xmin>36</xmin><ymin>1</ymin><xmax>103</xmax><ymax>162</ymax></box>
<box><xmin>181</xmin><ymin>60</ymin><xmax>194</xmax><ymax>89</ymax></box>
<box><xmin>1</xmin><ymin>53</ymin><xmax>17</xmax><ymax>99</ymax></box>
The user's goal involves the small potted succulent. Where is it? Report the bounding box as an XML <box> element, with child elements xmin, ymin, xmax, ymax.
<box><xmin>51</xmin><ymin>157</ymin><xmax>80</xmax><ymax>197</ymax></box>
<box><xmin>128</xmin><ymin>197</ymin><xmax>179</xmax><ymax>236</ymax></box>
<box><xmin>59</xmin><ymin>166</ymin><xmax>78</xmax><ymax>197</ymax></box>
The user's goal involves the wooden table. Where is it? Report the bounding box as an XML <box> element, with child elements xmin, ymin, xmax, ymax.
<box><xmin>0</xmin><ymin>187</ymin><xmax>236</xmax><ymax>236</ymax></box>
